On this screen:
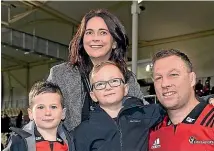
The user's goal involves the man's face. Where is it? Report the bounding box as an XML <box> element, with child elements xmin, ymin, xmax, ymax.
<box><xmin>90</xmin><ymin>64</ymin><xmax>128</xmax><ymax>108</ymax></box>
<box><xmin>153</xmin><ymin>55</ymin><xmax>196</xmax><ymax>110</ymax></box>
<box><xmin>28</xmin><ymin>93</ymin><xmax>66</xmax><ymax>130</ymax></box>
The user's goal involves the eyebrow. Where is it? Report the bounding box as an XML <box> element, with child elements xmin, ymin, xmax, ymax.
<box><xmin>85</xmin><ymin>28</ymin><xmax>109</xmax><ymax>32</ymax></box>
<box><xmin>169</xmin><ymin>69</ymin><xmax>180</xmax><ymax>73</ymax></box>
<box><xmin>154</xmin><ymin>68</ymin><xmax>180</xmax><ymax>76</ymax></box>
<box><xmin>36</xmin><ymin>103</ymin><xmax>59</xmax><ymax>106</ymax></box>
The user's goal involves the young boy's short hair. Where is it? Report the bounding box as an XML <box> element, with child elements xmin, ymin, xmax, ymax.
<box><xmin>28</xmin><ymin>81</ymin><xmax>64</xmax><ymax>108</ymax></box>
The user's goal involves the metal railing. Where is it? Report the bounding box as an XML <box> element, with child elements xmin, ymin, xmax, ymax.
<box><xmin>2</xmin><ymin>98</ymin><xmax>27</xmax><ymax>109</ymax></box>
<box><xmin>1</xmin><ymin>27</ymin><xmax>68</xmax><ymax>61</ymax></box>
<box><xmin>144</xmin><ymin>94</ymin><xmax>158</xmax><ymax>104</ymax></box>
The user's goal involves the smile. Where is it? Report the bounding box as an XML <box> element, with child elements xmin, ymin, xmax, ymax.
<box><xmin>42</xmin><ymin>119</ymin><xmax>54</xmax><ymax>121</ymax></box>
<box><xmin>162</xmin><ymin>91</ymin><xmax>176</xmax><ymax>97</ymax></box>
<box><xmin>104</xmin><ymin>93</ymin><xmax>115</xmax><ymax>97</ymax></box>
<box><xmin>90</xmin><ymin>45</ymin><xmax>103</xmax><ymax>48</ymax></box>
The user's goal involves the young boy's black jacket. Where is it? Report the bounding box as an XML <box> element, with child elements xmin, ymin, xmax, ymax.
<box><xmin>3</xmin><ymin>121</ymin><xmax>75</xmax><ymax>151</ymax></box>
<box><xmin>74</xmin><ymin>97</ymin><xmax>165</xmax><ymax>151</ymax></box>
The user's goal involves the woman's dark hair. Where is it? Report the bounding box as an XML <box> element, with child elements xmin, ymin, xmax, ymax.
<box><xmin>69</xmin><ymin>9</ymin><xmax>129</xmax><ymax>79</ymax></box>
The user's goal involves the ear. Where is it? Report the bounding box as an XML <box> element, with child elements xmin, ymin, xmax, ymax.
<box><xmin>90</xmin><ymin>91</ymin><xmax>98</xmax><ymax>102</ymax></box>
<box><xmin>190</xmin><ymin>72</ymin><xmax>196</xmax><ymax>87</ymax></box>
<box><xmin>27</xmin><ymin>108</ymin><xmax>33</xmax><ymax>121</ymax></box>
<box><xmin>124</xmin><ymin>84</ymin><xmax>129</xmax><ymax>96</ymax></box>
<box><xmin>61</xmin><ymin>108</ymin><xmax>66</xmax><ymax>120</ymax></box>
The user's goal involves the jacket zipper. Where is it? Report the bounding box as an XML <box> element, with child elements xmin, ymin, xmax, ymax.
<box><xmin>116</xmin><ymin>105</ymin><xmax>142</xmax><ymax>151</ymax></box>
<box><xmin>116</xmin><ymin>119</ymin><xmax>123</xmax><ymax>151</ymax></box>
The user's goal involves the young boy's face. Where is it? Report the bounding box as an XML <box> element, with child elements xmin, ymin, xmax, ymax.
<box><xmin>28</xmin><ymin>93</ymin><xmax>65</xmax><ymax>130</ymax></box>
<box><xmin>90</xmin><ymin>64</ymin><xmax>128</xmax><ymax>108</ymax></box>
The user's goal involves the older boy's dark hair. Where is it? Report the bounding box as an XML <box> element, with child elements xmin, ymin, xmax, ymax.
<box><xmin>29</xmin><ymin>81</ymin><xmax>63</xmax><ymax>108</ymax></box>
<box><xmin>152</xmin><ymin>49</ymin><xmax>193</xmax><ymax>72</ymax></box>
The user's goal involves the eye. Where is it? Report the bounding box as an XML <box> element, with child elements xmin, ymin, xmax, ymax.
<box><xmin>154</xmin><ymin>77</ymin><xmax>162</xmax><ymax>81</ymax></box>
<box><xmin>111</xmin><ymin>79</ymin><xmax>120</xmax><ymax>83</ymax></box>
<box><xmin>96</xmin><ymin>82</ymin><xmax>105</xmax><ymax>87</ymax></box>
<box><xmin>85</xmin><ymin>31</ymin><xmax>93</xmax><ymax>35</ymax></box>
<box><xmin>100</xmin><ymin>30</ymin><xmax>108</xmax><ymax>35</ymax></box>
<box><xmin>37</xmin><ymin>106</ymin><xmax>44</xmax><ymax>109</ymax></box>
<box><xmin>170</xmin><ymin>73</ymin><xmax>179</xmax><ymax>77</ymax></box>
<box><xmin>51</xmin><ymin>105</ymin><xmax>57</xmax><ymax>109</ymax></box>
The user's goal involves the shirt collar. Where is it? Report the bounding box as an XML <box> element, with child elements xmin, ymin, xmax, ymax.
<box><xmin>166</xmin><ymin>101</ymin><xmax>207</xmax><ymax>126</ymax></box>
<box><xmin>34</xmin><ymin>127</ymin><xmax>64</xmax><ymax>144</ymax></box>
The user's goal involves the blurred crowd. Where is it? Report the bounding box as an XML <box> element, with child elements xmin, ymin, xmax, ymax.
<box><xmin>1</xmin><ymin>110</ymin><xmax>29</xmax><ymax>150</ymax></box>
<box><xmin>195</xmin><ymin>77</ymin><xmax>214</xmax><ymax>97</ymax></box>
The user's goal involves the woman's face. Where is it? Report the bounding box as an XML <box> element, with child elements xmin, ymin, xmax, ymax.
<box><xmin>83</xmin><ymin>17</ymin><xmax>114</xmax><ymax>63</ymax></box>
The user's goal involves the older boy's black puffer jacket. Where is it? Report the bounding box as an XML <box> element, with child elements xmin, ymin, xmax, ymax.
<box><xmin>74</xmin><ymin>97</ymin><xmax>165</xmax><ymax>151</ymax></box>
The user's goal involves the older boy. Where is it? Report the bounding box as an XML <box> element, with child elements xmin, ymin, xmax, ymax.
<box><xmin>74</xmin><ymin>61</ymin><xmax>164</xmax><ymax>151</ymax></box>
<box><xmin>4</xmin><ymin>81</ymin><xmax>74</xmax><ymax>151</ymax></box>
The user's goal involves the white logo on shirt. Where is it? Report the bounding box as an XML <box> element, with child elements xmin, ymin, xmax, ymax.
<box><xmin>151</xmin><ymin>138</ymin><xmax>161</xmax><ymax>149</ymax></box>
<box><xmin>130</xmin><ymin>119</ymin><xmax>141</xmax><ymax>123</ymax></box>
<box><xmin>189</xmin><ymin>136</ymin><xmax>214</xmax><ymax>145</ymax></box>
<box><xmin>186</xmin><ymin>117</ymin><xmax>195</xmax><ymax>123</ymax></box>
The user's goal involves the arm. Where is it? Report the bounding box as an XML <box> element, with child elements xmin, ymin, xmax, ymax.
<box><xmin>200</xmin><ymin>94</ymin><xmax>214</xmax><ymax>105</ymax></box>
<box><xmin>127</xmin><ymin>72</ymin><xmax>149</xmax><ymax>105</ymax></box>
<box><xmin>209</xmin><ymin>98</ymin><xmax>214</xmax><ymax>105</ymax></box>
<box><xmin>3</xmin><ymin>135</ymin><xmax>25</xmax><ymax>151</ymax></box>
<box><xmin>73</xmin><ymin>126</ymin><xmax>89</xmax><ymax>151</ymax></box>
<box><xmin>74</xmin><ymin>136</ymin><xmax>88</xmax><ymax>151</ymax></box>
<box><xmin>47</xmin><ymin>66</ymin><xmax>57</xmax><ymax>83</ymax></box>
<box><xmin>148</xmin><ymin>104</ymin><xmax>166</xmax><ymax>127</ymax></box>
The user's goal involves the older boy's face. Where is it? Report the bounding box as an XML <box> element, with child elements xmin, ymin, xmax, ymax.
<box><xmin>28</xmin><ymin>93</ymin><xmax>65</xmax><ymax>130</ymax></box>
<box><xmin>90</xmin><ymin>65</ymin><xmax>128</xmax><ymax>108</ymax></box>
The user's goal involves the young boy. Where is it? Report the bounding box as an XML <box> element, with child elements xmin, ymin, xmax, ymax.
<box><xmin>74</xmin><ymin>61</ymin><xmax>164</xmax><ymax>151</ymax></box>
<box><xmin>4</xmin><ymin>81</ymin><xmax>74</xmax><ymax>151</ymax></box>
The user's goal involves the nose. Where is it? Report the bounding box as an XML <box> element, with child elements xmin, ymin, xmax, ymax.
<box><xmin>92</xmin><ymin>33</ymin><xmax>101</xmax><ymax>42</ymax></box>
<box><xmin>45</xmin><ymin>108</ymin><xmax>51</xmax><ymax>116</ymax></box>
<box><xmin>161</xmin><ymin>77</ymin><xmax>172</xmax><ymax>89</ymax></box>
<box><xmin>105</xmin><ymin>82</ymin><xmax>112</xmax><ymax>90</ymax></box>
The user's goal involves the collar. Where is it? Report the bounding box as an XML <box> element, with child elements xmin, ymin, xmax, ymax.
<box><xmin>94</xmin><ymin>96</ymin><xmax>144</xmax><ymax>111</ymax></box>
<box><xmin>122</xmin><ymin>96</ymin><xmax>145</xmax><ymax>108</ymax></box>
<box><xmin>90</xmin><ymin>97</ymin><xmax>145</xmax><ymax>126</ymax></box>
<box><xmin>22</xmin><ymin>121</ymin><xmax>68</xmax><ymax>143</ymax></box>
<box><xmin>166</xmin><ymin>101</ymin><xmax>207</xmax><ymax>126</ymax></box>
<box><xmin>34</xmin><ymin>127</ymin><xmax>64</xmax><ymax>145</ymax></box>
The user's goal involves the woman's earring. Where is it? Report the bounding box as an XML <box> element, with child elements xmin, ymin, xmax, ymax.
<box><xmin>112</xmin><ymin>43</ymin><xmax>117</xmax><ymax>49</ymax></box>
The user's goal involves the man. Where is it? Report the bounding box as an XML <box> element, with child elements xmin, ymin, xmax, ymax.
<box><xmin>149</xmin><ymin>49</ymin><xmax>214</xmax><ymax>151</ymax></box>
<box><xmin>195</xmin><ymin>80</ymin><xmax>203</xmax><ymax>96</ymax></box>
<box><xmin>204</xmin><ymin>77</ymin><xmax>211</xmax><ymax>96</ymax></box>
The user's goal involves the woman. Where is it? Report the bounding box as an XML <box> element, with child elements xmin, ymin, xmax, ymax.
<box><xmin>47</xmin><ymin>9</ymin><xmax>147</xmax><ymax>131</ymax></box>
<box><xmin>16</xmin><ymin>111</ymin><xmax>23</xmax><ymax>128</ymax></box>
